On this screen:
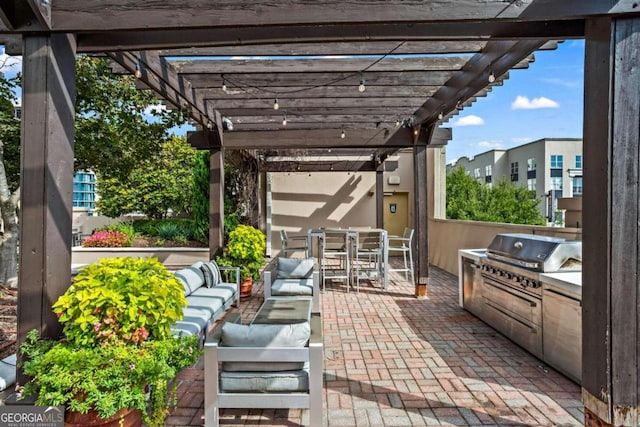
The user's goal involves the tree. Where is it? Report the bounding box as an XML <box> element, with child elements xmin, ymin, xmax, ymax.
<box><xmin>97</xmin><ymin>135</ymin><xmax>196</xmax><ymax>219</ymax></box>
<box><xmin>0</xmin><ymin>73</ymin><xmax>20</xmax><ymax>287</ymax></box>
<box><xmin>191</xmin><ymin>150</ymin><xmax>210</xmax><ymax>242</ymax></box>
<box><xmin>446</xmin><ymin>165</ymin><xmax>545</xmax><ymax>225</ymax></box>
<box><xmin>0</xmin><ymin>56</ymin><xmax>186</xmax><ymax>287</ymax></box>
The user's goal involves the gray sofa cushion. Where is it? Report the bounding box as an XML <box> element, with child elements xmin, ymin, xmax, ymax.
<box><xmin>277</xmin><ymin>257</ymin><xmax>314</xmax><ymax>279</ymax></box>
<box><xmin>185</xmin><ymin>295</ymin><xmax>224</xmax><ymax>318</ymax></box>
<box><xmin>175</xmin><ymin>263</ymin><xmax>205</xmax><ymax>296</ymax></box>
<box><xmin>201</xmin><ymin>261</ymin><xmax>221</xmax><ymax>288</ymax></box>
<box><xmin>221</xmin><ymin>322</ymin><xmax>310</xmax><ymax>372</ymax></box>
<box><xmin>271</xmin><ymin>278</ymin><xmax>314</xmax><ymax>297</ymax></box>
<box><xmin>191</xmin><ymin>285</ymin><xmax>236</xmax><ymax>305</ymax></box>
<box><xmin>171</xmin><ymin>306</ymin><xmax>212</xmax><ymax>338</ymax></box>
<box><xmin>220</xmin><ymin>369</ymin><xmax>309</xmax><ymax>393</ymax></box>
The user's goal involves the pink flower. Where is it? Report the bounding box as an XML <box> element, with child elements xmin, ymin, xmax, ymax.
<box><xmin>94</xmin><ymin>322</ymin><xmax>101</xmax><ymax>333</ymax></box>
<box><xmin>129</xmin><ymin>364</ymin><xmax>135</xmax><ymax>370</ymax></box>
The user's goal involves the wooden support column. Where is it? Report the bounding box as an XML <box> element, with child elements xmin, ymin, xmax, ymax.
<box><xmin>582</xmin><ymin>16</ymin><xmax>640</xmax><ymax>426</ymax></box>
<box><xmin>375</xmin><ymin>167</ymin><xmax>383</xmax><ymax>228</ymax></box>
<box><xmin>17</xmin><ymin>34</ymin><xmax>76</xmax><ymax>381</ymax></box>
<box><xmin>413</xmin><ymin>144</ymin><xmax>428</xmax><ymax>297</ymax></box>
<box><xmin>209</xmin><ymin>148</ymin><xmax>224</xmax><ymax>259</ymax></box>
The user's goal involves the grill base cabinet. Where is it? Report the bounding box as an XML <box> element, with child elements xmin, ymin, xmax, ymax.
<box><xmin>542</xmin><ymin>286</ymin><xmax>582</xmax><ymax>383</ymax></box>
<box><xmin>459</xmin><ymin>247</ymin><xmax>582</xmax><ymax>385</ymax></box>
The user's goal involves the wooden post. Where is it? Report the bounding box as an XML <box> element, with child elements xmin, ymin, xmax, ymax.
<box><xmin>209</xmin><ymin>148</ymin><xmax>224</xmax><ymax>259</ymax></box>
<box><xmin>582</xmin><ymin>16</ymin><xmax>640</xmax><ymax>426</ymax></box>
<box><xmin>375</xmin><ymin>167</ymin><xmax>383</xmax><ymax>228</ymax></box>
<box><xmin>413</xmin><ymin>144</ymin><xmax>428</xmax><ymax>297</ymax></box>
<box><xmin>17</xmin><ymin>34</ymin><xmax>76</xmax><ymax>382</ymax></box>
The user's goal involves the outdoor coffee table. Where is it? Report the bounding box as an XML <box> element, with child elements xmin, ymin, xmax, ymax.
<box><xmin>251</xmin><ymin>296</ymin><xmax>313</xmax><ymax>325</ymax></box>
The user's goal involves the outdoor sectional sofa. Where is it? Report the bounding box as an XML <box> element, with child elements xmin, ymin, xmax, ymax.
<box><xmin>171</xmin><ymin>260</ymin><xmax>240</xmax><ymax>346</ymax></box>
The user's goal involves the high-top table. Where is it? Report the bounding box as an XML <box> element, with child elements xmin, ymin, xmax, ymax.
<box><xmin>307</xmin><ymin>228</ymin><xmax>389</xmax><ymax>289</ymax></box>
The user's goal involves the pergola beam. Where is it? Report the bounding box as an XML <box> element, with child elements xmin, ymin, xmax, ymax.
<box><xmin>259</xmin><ymin>160</ymin><xmax>398</xmax><ymax>173</ymax></box>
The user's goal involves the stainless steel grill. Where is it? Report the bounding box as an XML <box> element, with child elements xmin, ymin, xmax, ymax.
<box><xmin>486</xmin><ymin>233</ymin><xmax>582</xmax><ymax>273</ymax></box>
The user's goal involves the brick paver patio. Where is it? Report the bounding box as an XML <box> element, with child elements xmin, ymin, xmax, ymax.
<box><xmin>166</xmin><ymin>262</ymin><xmax>583</xmax><ymax>426</ymax></box>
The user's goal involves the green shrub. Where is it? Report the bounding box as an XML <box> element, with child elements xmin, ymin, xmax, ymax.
<box><xmin>157</xmin><ymin>222</ymin><xmax>183</xmax><ymax>241</ymax></box>
<box><xmin>53</xmin><ymin>257</ymin><xmax>187</xmax><ymax>346</ymax></box>
<box><xmin>218</xmin><ymin>225</ymin><xmax>266</xmax><ymax>280</ymax></box>
<box><xmin>94</xmin><ymin>222</ymin><xmax>137</xmax><ymax>245</ymax></box>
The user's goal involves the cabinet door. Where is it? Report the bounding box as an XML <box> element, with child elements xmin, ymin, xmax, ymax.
<box><xmin>542</xmin><ymin>287</ymin><xmax>582</xmax><ymax>383</ymax></box>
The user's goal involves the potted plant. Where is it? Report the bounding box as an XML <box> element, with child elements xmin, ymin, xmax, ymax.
<box><xmin>18</xmin><ymin>257</ymin><xmax>201</xmax><ymax>427</ymax></box>
<box><xmin>217</xmin><ymin>224</ymin><xmax>266</xmax><ymax>300</ymax></box>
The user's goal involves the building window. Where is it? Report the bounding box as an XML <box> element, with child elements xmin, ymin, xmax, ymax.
<box><xmin>527</xmin><ymin>178</ymin><xmax>536</xmax><ymax>191</ymax></box>
<box><xmin>551</xmin><ymin>155</ymin><xmax>563</xmax><ymax>169</ymax></box>
<box><xmin>527</xmin><ymin>158</ymin><xmax>536</xmax><ymax>171</ymax></box>
<box><xmin>474</xmin><ymin>168</ymin><xmax>480</xmax><ymax>178</ymax></box>
<box><xmin>572</xmin><ymin>177</ymin><xmax>583</xmax><ymax>195</ymax></box>
<box><xmin>575</xmin><ymin>155</ymin><xmax>582</xmax><ymax>169</ymax></box>
<box><xmin>485</xmin><ymin>165</ymin><xmax>492</xmax><ymax>176</ymax></box>
<box><xmin>550</xmin><ymin>176</ymin><xmax>563</xmax><ymax>191</ymax></box>
<box><xmin>510</xmin><ymin>162</ymin><xmax>519</xmax><ymax>182</ymax></box>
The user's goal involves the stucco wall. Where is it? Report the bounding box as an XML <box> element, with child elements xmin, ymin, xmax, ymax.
<box><xmin>270</xmin><ymin>171</ymin><xmax>376</xmax><ymax>252</ymax></box>
<box><xmin>428</xmin><ymin>218</ymin><xmax>582</xmax><ymax>274</ymax></box>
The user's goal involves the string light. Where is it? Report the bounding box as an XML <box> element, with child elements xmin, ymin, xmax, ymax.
<box><xmin>134</xmin><ymin>62</ymin><xmax>142</xmax><ymax>79</ymax></box>
<box><xmin>330</xmin><ymin>165</ymin><xmax>334</xmax><ymax>171</ymax></box>
<box><xmin>358</xmin><ymin>73</ymin><xmax>366</xmax><ymax>93</ymax></box>
<box><xmin>206</xmin><ymin>121</ymin><xmax>213</xmax><ymax>130</ymax></box>
<box><xmin>456</xmin><ymin>99</ymin><xmax>464</xmax><ymax>110</ymax></box>
<box><xmin>488</xmin><ymin>71</ymin><xmax>496</xmax><ymax>83</ymax></box>
<box><xmin>340</xmin><ymin>129</ymin><xmax>346</xmax><ymax>139</ymax></box>
<box><xmin>222</xmin><ymin>75</ymin><xmax>227</xmax><ymax>92</ymax></box>
<box><xmin>438</xmin><ymin>110</ymin><xmax>444</xmax><ymax>120</ymax></box>
<box><xmin>395</xmin><ymin>118</ymin><xmax>401</xmax><ymax>127</ymax></box>
<box><xmin>282</xmin><ymin>112</ymin><xmax>287</xmax><ymax>126</ymax></box>
<box><xmin>273</xmin><ymin>96</ymin><xmax>280</xmax><ymax>111</ymax></box>
<box><xmin>413</xmin><ymin>128</ymin><xmax>419</xmax><ymax>137</ymax></box>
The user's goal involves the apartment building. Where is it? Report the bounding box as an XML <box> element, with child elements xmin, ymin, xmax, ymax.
<box><xmin>447</xmin><ymin>138</ymin><xmax>583</xmax><ymax>219</ymax></box>
<box><xmin>73</xmin><ymin>170</ymin><xmax>97</xmax><ymax>211</ymax></box>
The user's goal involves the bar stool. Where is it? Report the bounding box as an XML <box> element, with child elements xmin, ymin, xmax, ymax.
<box><xmin>387</xmin><ymin>228</ymin><xmax>414</xmax><ymax>283</ymax></box>
<box><xmin>280</xmin><ymin>230</ymin><xmax>309</xmax><ymax>258</ymax></box>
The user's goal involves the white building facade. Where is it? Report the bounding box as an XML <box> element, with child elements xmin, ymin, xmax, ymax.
<box><xmin>447</xmin><ymin>138</ymin><xmax>583</xmax><ymax>219</ymax></box>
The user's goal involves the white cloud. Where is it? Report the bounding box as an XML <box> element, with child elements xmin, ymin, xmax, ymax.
<box><xmin>511</xmin><ymin>137</ymin><xmax>532</xmax><ymax>144</ymax></box>
<box><xmin>476</xmin><ymin>140</ymin><xmax>503</xmax><ymax>150</ymax></box>
<box><xmin>453</xmin><ymin>115</ymin><xmax>485</xmax><ymax>127</ymax></box>
<box><xmin>144</xmin><ymin>103</ymin><xmax>167</xmax><ymax>115</ymax></box>
<box><xmin>539</xmin><ymin>77</ymin><xmax>581</xmax><ymax>88</ymax></box>
<box><xmin>511</xmin><ymin>95</ymin><xmax>559</xmax><ymax>110</ymax></box>
<box><xmin>0</xmin><ymin>53</ymin><xmax>22</xmax><ymax>75</ymax></box>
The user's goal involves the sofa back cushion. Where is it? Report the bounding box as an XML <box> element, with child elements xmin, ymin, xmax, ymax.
<box><xmin>201</xmin><ymin>260</ymin><xmax>222</xmax><ymax>287</ymax></box>
<box><xmin>174</xmin><ymin>262</ymin><xmax>205</xmax><ymax>296</ymax></box>
<box><xmin>221</xmin><ymin>321</ymin><xmax>310</xmax><ymax>371</ymax></box>
<box><xmin>276</xmin><ymin>257</ymin><xmax>314</xmax><ymax>279</ymax></box>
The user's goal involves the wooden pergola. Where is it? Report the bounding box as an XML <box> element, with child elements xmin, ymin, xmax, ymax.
<box><xmin>1</xmin><ymin>2</ymin><xmax>639</xmax><ymax>425</ymax></box>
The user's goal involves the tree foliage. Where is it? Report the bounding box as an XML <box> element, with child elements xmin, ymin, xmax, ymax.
<box><xmin>74</xmin><ymin>56</ymin><xmax>185</xmax><ymax>180</ymax></box>
<box><xmin>446</xmin><ymin>166</ymin><xmax>545</xmax><ymax>225</ymax></box>
<box><xmin>0</xmin><ymin>74</ymin><xmax>20</xmax><ymax>192</ymax></box>
<box><xmin>96</xmin><ymin>135</ymin><xmax>196</xmax><ymax>219</ymax></box>
<box><xmin>191</xmin><ymin>150</ymin><xmax>210</xmax><ymax>242</ymax></box>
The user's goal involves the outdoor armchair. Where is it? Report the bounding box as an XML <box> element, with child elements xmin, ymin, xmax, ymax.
<box><xmin>263</xmin><ymin>257</ymin><xmax>320</xmax><ymax>312</ymax></box>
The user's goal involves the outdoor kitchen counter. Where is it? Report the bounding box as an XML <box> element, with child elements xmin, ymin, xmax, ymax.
<box><xmin>540</xmin><ymin>271</ymin><xmax>582</xmax><ymax>298</ymax></box>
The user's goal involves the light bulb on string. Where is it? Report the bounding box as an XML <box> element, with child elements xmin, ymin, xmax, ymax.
<box><xmin>395</xmin><ymin>118</ymin><xmax>401</xmax><ymax>127</ymax></box>
<box><xmin>488</xmin><ymin>71</ymin><xmax>496</xmax><ymax>83</ymax></box>
<box><xmin>134</xmin><ymin>62</ymin><xmax>142</xmax><ymax>79</ymax></box>
<box><xmin>273</xmin><ymin>96</ymin><xmax>280</xmax><ymax>111</ymax></box>
<box><xmin>358</xmin><ymin>74</ymin><xmax>366</xmax><ymax>93</ymax></box>
<box><xmin>437</xmin><ymin>110</ymin><xmax>444</xmax><ymax>120</ymax></box>
<box><xmin>340</xmin><ymin>129</ymin><xmax>346</xmax><ymax>139</ymax></box>
<box><xmin>222</xmin><ymin>75</ymin><xmax>227</xmax><ymax>92</ymax></box>
<box><xmin>282</xmin><ymin>112</ymin><xmax>287</xmax><ymax>126</ymax></box>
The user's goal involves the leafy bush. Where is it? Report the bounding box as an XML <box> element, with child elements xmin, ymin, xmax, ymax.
<box><xmin>53</xmin><ymin>257</ymin><xmax>187</xmax><ymax>346</ymax></box>
<box><xmin>82</xmin><ymin>230</ymin><xmax>131</xmax><ymax>247</ymax></box>
<box><xmin>218</xmin><ymin>225</ymin><xmax>266</xmax><ymax>280</ymax></box>
<box><xmin>132</xmin><ymin>218</ymin><xmax>201</xmax><ymax>242</ymax></box>
<box><xmin>94</xmin><ymin>222</ymin><xmax>137</xmax><ymax>244</ymax></box>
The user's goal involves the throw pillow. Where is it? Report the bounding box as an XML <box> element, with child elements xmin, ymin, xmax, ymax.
<box><xmin>201</xmin><ymin>261</ymin><xmax>221</xmax><ymax>287</ymax></box>
<box><xmin>277</xmin><ymin>257</ymin><xmax>314</xmax><ymax>279</ymax></box>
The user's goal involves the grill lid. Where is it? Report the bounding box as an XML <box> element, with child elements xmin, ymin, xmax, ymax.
<box><xmin>486</xmin><ymin>233</ymin><xmax>582</xmax><ymax>272</ymax></box>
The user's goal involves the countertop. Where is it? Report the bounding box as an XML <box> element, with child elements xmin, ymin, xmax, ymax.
<box><xmin>458</xmin><ymin>249</ymin><xmax>487</xmax><ymax>263</ymax></box>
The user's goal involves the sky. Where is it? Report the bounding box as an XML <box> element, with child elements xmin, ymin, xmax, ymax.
<box><xmin>444</xmin><ymin>40</ymin><xmax>585</xmax><ymax>164</ymax></box>
<box><xmin>1</xmin><ymin>41</ymin><xmax>585</xmax><ymax>159</ymax></box>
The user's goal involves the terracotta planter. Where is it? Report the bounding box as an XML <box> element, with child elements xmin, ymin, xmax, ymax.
<box><xmin>240</xmin><ymin>277</ymin><xmax>253</xmax><ymax>301</ymax></box>
<box><xmin>65</xmin><ymin>407</ymin><xmax>142</xmax><ymax>427</ymax></box>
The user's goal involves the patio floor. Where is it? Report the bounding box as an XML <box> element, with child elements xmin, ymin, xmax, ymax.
<box><xmin>167</xmin><ymin>262</ymin><xmax>583</xmax><ymax>427</ymax></box>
